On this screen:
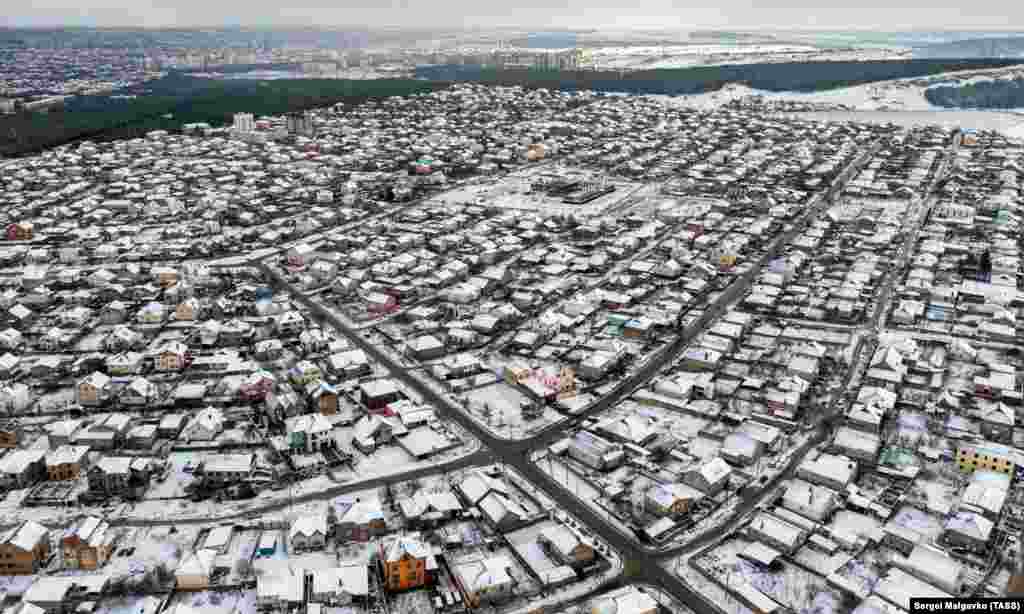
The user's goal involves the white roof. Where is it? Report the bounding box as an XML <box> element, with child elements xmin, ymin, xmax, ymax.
<box><xmin>455</xmin><ymin>555</ymin><xmax>514</xmax><ymax>593</ymax></box>
<box><xmin>203</xmin><ymin>526</ymin><xmax>233</xmax><ymax>550</ymax></box>
<box><xmin>311</xmin><ymin>565</ymin><xmax>369</xmax><ymax>598</ymax></box>
<box><xmin>479</xmin><ymin>491</ymin><xmax>529</xmax><ymax>525</ymax></box>
<box><xmin>0</xmin><ymin>449</ymin><xmax>46</xmax><ymax>474</ymax></box>
<box><xmin>289</xmin><ymin>514</ymin><xmax>328</xmax><ymax>539</ymax></box>
<box><xmin>257</xmin><ymin>564</ymin><xmax>305</xmax><ymax>603</ymax></box>
<box><xmin>799</xmin><ymin>453</ymin><xmax>858</xmax><ymax>486</ymax></box>
<box><xmin>2</xmin><ymin>520</ymin><xmax>48</xmax><ymax>552</ymax></box>
<box><xmin>749</xmin><ymin>512</ymin><xmax>804</xmax><ymax>549</ymax></box>
<box><xmin>694</xmin><ymin>457</ymin><xmax>732</xmax><ymax>485</ymax></box>
<box><xmin>834</xmin><ymin>426</ymin><xmax>881</xmax><ymax>456</ymax></box>
<box><xmin>539</xmin><ymin>524</ymin><xmax>589</xmax><ymax>557</ymax></box>
<box><xmin>874</xmin><ymin>568</ymin><xmax>951</xmax><ymax>610</ymax></box>
<box><xmin>383</xmin><ymin>533</ymin><xmax>430</xmax><ymax>562</ymax></box>
<box><xmin>899</xmin><ymin>544</ymin><xmax>963</xmax><ymax>593</ymax></box>
<box><xmin>47</xmin><ymin>444</ymin><xmax>89</xmax><ymax>466</ymax></box>
<box><xmin>202</xmin><ymin>453</ymin><xmax>253</xmax><ymax>474</ymax></box>
<box><xmin>177</xmin><ymin>549</ymin><xmax>217</xmax><ymax>577</ymax></box>
<box><xmin>945</xmin><ymin>511</ymin><xmax>994</xmax><ymax>540</ymax></box>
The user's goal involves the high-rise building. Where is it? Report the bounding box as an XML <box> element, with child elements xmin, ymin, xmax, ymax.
<box><xmin>286</xmin><ymin>111</ymin><xmax>314</xmax><ymax>137</ymax></box>
<box><xmin>232</xmin><ymin>113</ymin><xmax>255</xmax><ymax>134</ymax></box>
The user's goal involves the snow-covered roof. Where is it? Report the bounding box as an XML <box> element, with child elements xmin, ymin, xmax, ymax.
<box><xmin>289</xmin><ymin>514</ymin><xmax>328</xmax><ymax>539</ymax></box>
<box><xmin>383</xmin><ymin>533</ymin><xmax>430</xmax><ymax>562</ymax></box>
<box><xmin>1</xmin><ymin>520</ymin><xmax>48</xmax><ymax>552</ymax></box>
<box><xmin>311</xmin><ymin>564</ymin><xmax>369</xmax><ymax>598</ymax></box>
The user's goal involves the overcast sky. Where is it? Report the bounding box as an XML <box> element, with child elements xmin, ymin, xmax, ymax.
<box><xmin>2</xmin><ymin>0</ymin><xmax>1021</xmax><ymax>31</ymax></box>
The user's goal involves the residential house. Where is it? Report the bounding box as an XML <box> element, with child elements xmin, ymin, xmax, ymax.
<box><xmin>895</xmin><ymin>544</ymin><xmax>966</xmax><ymax>595</ymax></box>
<box><xmin>76</xmin><ymin>372</ymin><xmax>112</xmax><ymax>407</ymax></box>
<box><xmin>326</xmin><ymin>349</ymin><xmax>371</xmax><ymax>379</ymax></box>
<box><xmin>181</xmin><ymin>406</ymin><xmax>225</xmax><ymax>441</ymax></box>
<box><xmin>200</xmin><ymin>453</ymin><xmax>255</xmax><ymax>483</ymax></box>
<box><xmin>290</xmin><ymin>513</ymin><xmax>329</xmax><ymax>551</ymax></box>
<box><xmin>289</xmin><ymin>360</ymin><xmax>322</xmax><ymax>386</ymax></box>
<box><xmin>380</xmin><ymin>533</ymin><xmax>431</xmax><ymax>591</ymax></box>
<box><xmin>87</xmin><ymin>456</ymin><xmax>155</xmax><ymax>499</ymax></box>
<box><xmin>136</xmin><ymin>301</ymin><xmax>165</xmax><ymax>324</ymax></box>
<box><xmin>453</xmin><ymin>554</ymin><xmax>514</xmax><ymax>608</ymax></box>
<box><xmin>0</xmin><ymin>521</ymin><xmax>50</xmax><ymax>575</ymax></box>
<box><xmin>176</xmin><ymin>298</ymin><xmax>201</xmax><ymax>321</ymax></box>
<box><xmin>720</xmin><ymin>432</ymin><xmax>763</xmax><ymax>466</ymax></box>
<box><xmin>797</xmin><ymin>454</ymin><xmax>858</xmax><ymax>491</ymax></box>
<box><xmin>747</xmin><ymin>512</ymin><xmax>807</xmax><ymax>555</ymax></box>
<box><xmin>257</xmin><ymin>564</ymin><xmax>305</xmax><ymax>611</ymax></box>
<box><xmin>568</xmin><ymin>430</ymin><xmax>625</xmax><ymax>471</ymax></box>
<box><xmin>360</xmin><ymin>379</ymin><xmax>401</xmax><ymax>411</ymax></box>
<box><xmin>310</xmin><ymin>564</ymin><xmax>370</xmax><ymax>605</ymax></box>
<box><xmin>0</xmin><ymin>382</ymin><xmax>31</xmax><ymax>413</ymax></box>
<box><xmin>955</xmin><ymin>441</ymin><xmax>1024</xmax><ymax>476</ymax></box>
<box><xmin>46</xmin><ymin>444</ymin><xmax>90</xmax><ymax>480</ymax></box>
<box><xmin>126</xmin><ymin>424</ymin><xmax>158</xmax><ymax>449</ymax></box>
<box><xmin>588</xmin><ymin>587</ymin><xmax>658</xmax><ymax>614</ymax></box>
<box><xmin>285</xmin><ymin>413</ymin><xmax>334</xmax><ymax>454</ymax></box>
<box><xmin>275</xmin><ymin>311</ymin><xmax>305</xmax><ymax>335</ymax></box>
<box><xmin>397</xmin><ymin>491</ymin><xmax>463</xmax><ymax>529</ymax></box>
<box><xmin>158</xmin><ymin>413</ymin><xmax>187</xmax><ymax>439</ymax></box>
<box><xmin>74</xmin><ymin>412</ymin><xmax>132</xmax><ymax>450</ymax></box>
<box><xmin>0</xmin><ymin>448</ymin><xmax>46</xmax><ymax>490</ymax></box>
<box><xmin>0</xmin><ymin>418</ymin><xmax>20</xmax><ymax>448</ymax></box>
<box><xmin>144</xmin><ymin>340</ymin><xmax>184</xmax><ymax>373</ymax></box>
<box><xmin>780</xmin><ymin>478</ymin><xmax>839</xmax><ymax>523</ymax></box>
<box><xmin>176</xmin><ymin>549</ymin><xmax>217</xmax><ymax>590</ymax></box>
<box><xmin>538</xmin><ymin>524</ymin><xmax>596</xmax><ymax>569</ymax></box>
<box><xmin>119</xmin><ymin>377</ymin><xmax>159</xmax><ymax>407</ymax></box>
<box><xmin>334</xmin><ymin>497</ymin><xmax>387</xmax><ymax>542</ymax></box>
<box><xmin>106</xmin><ymin>351</ymin><xmax>145</xmax><ymax>376</ymax></box>
<box><xmin>478</xmin><ymin>491</ymin><xmax>530</xmax><ymax>531</ymax></box>
<box><xmin>351</xmin><ymin>415</ymin><xmax>396</xmax><ymax>453</ymax></box>
<box><xmin>683</xmin><ymin>457</ymin><xmax>732</xmax><ymax>495</ymax></box>
<box><xmin>645</xmin><ymin>482</ymin><xmax>704</xmax><ymax>517</ymax></box>
<box><xmin>103</xmin><ymin>325</ymin><xmax>142</xmax><ymax>351</ymax></box>
<box><xmin>831</xmin><ymin>426</ymin><xmax>881</xmax><ymax>464</ymax></box>
<box><xmin>944</xmin><ymin>511</ymin><xmax>994</xmax><ymax>551</ymax></box>
<box><xmin>45</xmin><ymin>419</ymin><xmax>82</xmax><ymax>446</ymax></box>
<box><xmin>61</xmin><ymin>516</ymin><xmax>116</xmax><ymax>570</ymax></box>
<box><xmin>308</xmin><ymin>381</ymin><xmax>339</xmax><ymax>415</ymax></box>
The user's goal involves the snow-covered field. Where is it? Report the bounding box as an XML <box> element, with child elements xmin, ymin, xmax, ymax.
<box><xmin>657</xmin><ymin>66</ymin><xmax>1024</xmax><ymax>139</ymax></box>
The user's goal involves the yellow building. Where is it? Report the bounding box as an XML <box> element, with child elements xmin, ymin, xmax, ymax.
<box><xmin>956</xmin><ymin>441</ymin><xmax>1023</xmax><ymax>475</ymax></box>
<box><xmin>380</xmin><ymin>534</ymin><xmax>430</xmax><ymax>592</ymax></box>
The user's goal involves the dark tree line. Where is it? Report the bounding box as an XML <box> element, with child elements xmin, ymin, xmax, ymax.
<box><xmin>925</xmin><ymin>77</ymin><xmax>1024</xmax><ymax>109</ymax></box>
<box><xmin>0</xmin><ymin>73</ymin><xmax>447</xmax><ymax>156</ymax></box>
<box><xmin>415</xmin><ymin>59</ymin><xmax>1024</xmax><ymax>95</ymax></box>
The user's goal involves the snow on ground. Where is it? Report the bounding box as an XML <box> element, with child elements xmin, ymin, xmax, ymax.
<box><xmin>0</xmin><ymin>575</ymin><xmax>34</xmax><ymax>597</ymax></box>
<box><xmin>682</xmin><ymin>542</ymin><xmax>756</xmax><ymax>614</ymax></box>
<box><xmin>463</xmin><ymin>382</ymin><xmax>564</xmax><ymax>439</ymax></box>
<box><xmin>173</xmin><ymin>590</ymin><xmax>248</xmax><ymax>614</ymax></box>
<box><xmin>793</xmin><ymin>544</ymin><xmax>853</xmax><ymax>577</ymax></box>
<box><xmin>912</xmin><ymin>476</ymin><xmax>958</xmax><ymax>516</ymax></box>
<box><xmin>888</xmin><ymin>505</ymin><xmax>944</xmax><ymax>541</ymax></box>
<box><xmin>832</xmin><ymin>553</ymin><xmax>886</xmax><ymax>598</ymax></box>
<box><xmin>829</xmin><ymin>510</ymin><xmax>882</xmax><ymax>540</ymax></box>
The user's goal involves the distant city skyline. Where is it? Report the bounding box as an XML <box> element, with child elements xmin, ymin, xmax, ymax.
<box><xmin>2</xmin><ymin>1</ymin><xmax>1022</xmax><ymax>33</ymax></box>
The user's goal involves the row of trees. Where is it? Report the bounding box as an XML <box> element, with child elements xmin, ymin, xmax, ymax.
<box><xmin>925</xmin><ymin>77</ymin><xmax>1024</xmax><ymax>109</ymax></box>
<box><xmin>0</xmin><ymin>73</ymin><xmax>447</xmax><ymax>156</ymax></box>
<box><xmin>415</xmin><ymin>59</ymin><xmax>1024</xmax><ymax>95</ymax></box>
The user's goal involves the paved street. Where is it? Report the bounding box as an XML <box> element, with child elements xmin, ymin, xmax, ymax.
<box><xmin>240</xmin><ymin>141</ymin><xmax>889</xmax><ymax>612</ymax></box>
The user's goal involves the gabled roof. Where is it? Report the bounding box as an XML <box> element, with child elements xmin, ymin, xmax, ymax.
<box><xmin>289</xmin><ymin>514</ymin><xmax>328</xmax><ymax>539</ymax></box>
<box><xmin>0</xmin><ymin>520</ymin><xmax>48</xmax><ymax>552</ymax></box>
<box><xmin>383</xmin><ymin>533</ymin><xmax>430</xmax><ymax>562</ymax></box>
